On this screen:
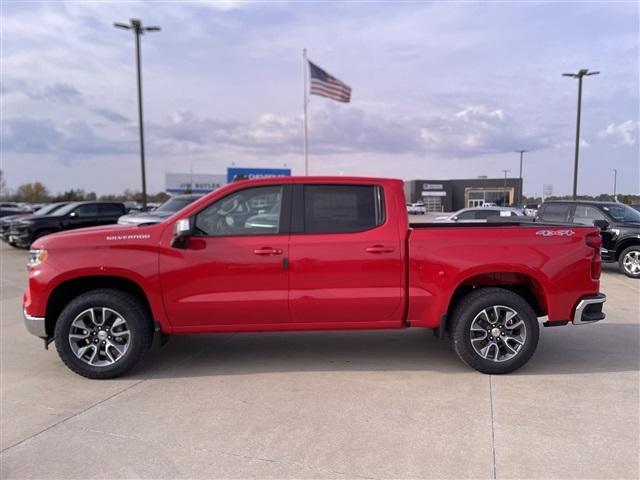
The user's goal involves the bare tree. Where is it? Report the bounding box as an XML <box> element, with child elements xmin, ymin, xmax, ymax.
<box><xmin>15</xmin><ymin>182</ymin><xmax>50</xmax><ymax>203</ymax></box>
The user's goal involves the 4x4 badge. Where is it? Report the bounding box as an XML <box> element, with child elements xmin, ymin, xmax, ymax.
<box><xmin>536</xmin><ymin>229</ymin><xmax>575</xmax><ymax>237</ymax></box>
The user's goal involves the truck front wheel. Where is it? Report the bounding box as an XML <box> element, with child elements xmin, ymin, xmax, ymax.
<box><xmin>54</xmin><ymin>289</ymin><xmax>153</xmax><ymax>379</ymax></box>
<box><xmin>449</xmin><ymin>288</ymin><xmax>540</xmax><ymax>374</ymax></box>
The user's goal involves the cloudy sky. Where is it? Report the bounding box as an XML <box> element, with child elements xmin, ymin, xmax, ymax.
<box><xmin>2</xmin><ymin>1</ymin><xmax>638</xmax><ymax>196</ymax></box>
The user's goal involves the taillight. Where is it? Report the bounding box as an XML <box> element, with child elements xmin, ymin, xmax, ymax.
<box><xmin>586</xmin><ymin>232</ymin><xmax>602</xmax><ymax>279</ymax></box>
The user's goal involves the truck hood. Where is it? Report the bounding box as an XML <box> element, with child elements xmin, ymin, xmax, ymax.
<box><xmin>32</xmin><ymin>223</ymin><xmax>165</xmax><ymax>250</ymax></box>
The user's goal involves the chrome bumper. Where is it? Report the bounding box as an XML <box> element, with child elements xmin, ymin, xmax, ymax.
<box><xmin>572</xmin><ymin>293</ymin><xmax>606</xmax><ymax>325</ymax></box>
<box><xmin>23</xmin><ymin>309</ymin><xmax>47</xmax><ymax>338</ymax></box>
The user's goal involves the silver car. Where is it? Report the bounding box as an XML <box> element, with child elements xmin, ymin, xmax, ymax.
<box><xmin>117</xmin><ymin>194</ymin><xmax>203</xmax><ymax>225</ymax></box>
<box><xmin>433</xmin><ymin>207</ymin><xmax>525</xmax><ymax>223</ymax></box>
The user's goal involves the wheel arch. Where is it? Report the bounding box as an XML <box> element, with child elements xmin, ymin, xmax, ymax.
<box><xmin>615</xmin><ymin>238</ymin><xmax>640</xmax><ymax>261</ymax></box>
<box><xmin>45</xmin><ymin>276</ymin><xmax>155</xmax><ymax>337</ymax></box>
<box><xmin>444</xmin><ymin>271</ymin><xmax>548</xmax><ymax>332</ymax></box>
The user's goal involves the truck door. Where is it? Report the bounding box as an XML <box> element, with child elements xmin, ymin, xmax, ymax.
<box><xmin>571</xmin><ymin>204</ymin><xmax>616</xmax><ymax>253</ymax></box>
<box><xmin>288</xmin><ymin>183</ymin><xmax>404</xmax><ymax>326</ymax></box>
<box><xmin>159</xmin><ymin>185</ymin><xmax>291</xmax><ymax>330</ymax></box>
<box><xmin>64</xmin><ymin>203</ymin><xmax>99</xmax><ymax>230</ymax></box>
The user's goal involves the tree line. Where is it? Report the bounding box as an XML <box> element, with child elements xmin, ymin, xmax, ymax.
<box><xmin>0</xmin><ymin>171</ymin><xmax>169</xmax><ymax>204</ymax></box>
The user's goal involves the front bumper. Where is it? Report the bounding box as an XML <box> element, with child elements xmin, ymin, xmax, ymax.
<box><xmin>23</xmin><ymin>309</ymin><xmax>47</xmax><ymax>338</ymax></box>
<box><xmin>9</xmin><ymin>229</ymin><xmax>32</xmax><ymax>247</ymax></box>
<box><xmin>572</xmin><ymin>293</ymin><xmax>606</xmax><ymax>325</ymax></box>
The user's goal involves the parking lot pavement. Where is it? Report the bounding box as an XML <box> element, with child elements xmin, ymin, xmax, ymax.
<box><xmin>1</xmin><ymin>242</ymin><xmax>638</xmax><ymax>479</ymax></box>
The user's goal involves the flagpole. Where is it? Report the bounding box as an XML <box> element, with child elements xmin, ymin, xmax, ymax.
<box><xmin>303</xmin><ymin>48</ymin><xmax>309</xmax><ymax>176</ymax></box>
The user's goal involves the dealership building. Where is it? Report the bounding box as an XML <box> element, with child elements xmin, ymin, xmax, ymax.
<box><xmin>404</xmin><ymin>177</ymin><xmax>523</xmax><ymax>212</ymax></box>
<box><xmin>165</xmin><ymin>167</ymin><xmax>292</xmax><ymax>194</ymax></box>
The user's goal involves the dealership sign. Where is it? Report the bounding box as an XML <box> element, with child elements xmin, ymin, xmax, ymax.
<box><xmin>227</xmin><ymin>167</ymin><xmax>291</xmax><ymax>183</ymax></box>
<box><xmin>165</xmin><ymin>173</ymin><xmax>226</xmax><ymax>194</ymax></box>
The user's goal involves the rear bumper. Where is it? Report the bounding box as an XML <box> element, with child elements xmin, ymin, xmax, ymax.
<box><xmin>572</xmin><ymin>293</ymin><xmax>606</xmax><ymax>325</ymax></box>
<box><xmin>23</xmin><ymin>309</ymin><xmax>47</xmax><ymax>339</ymax></box>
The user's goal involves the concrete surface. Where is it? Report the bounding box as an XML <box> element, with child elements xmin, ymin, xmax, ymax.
<box><xmin>1</xmin><ymin>241</ymin><xmax>638</xmax><ymax>479</ymax></box>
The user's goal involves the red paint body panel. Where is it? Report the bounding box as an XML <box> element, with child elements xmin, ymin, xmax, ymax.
<box><xmin>158</xmin><ymin>234</ymin><xmax>290</xmax><ymax>331</ymax></box>
<box><xmin>288</xmin><ymin>178</ymin><xmax>406</xmax><ymax>326</ymax></box>
<box><xmin>406</xmin><ymin>226</ymin><xmax>600</xmax><ymax>328</ymax></box>
<box><xmin>24</xmin><ymin>176</ymin><xmax>601</xmax><ymax>337</ymax></box>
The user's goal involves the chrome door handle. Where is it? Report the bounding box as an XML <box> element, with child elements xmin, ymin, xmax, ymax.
<box><xmin>253</xmin><ymin>247</ymin><xmax>283</xmax><ymax>256</ymax></box>
<box><xmin>365</xmin><ymin>245</ymin><xmax>395</xmax><ymax>254</ymax></box>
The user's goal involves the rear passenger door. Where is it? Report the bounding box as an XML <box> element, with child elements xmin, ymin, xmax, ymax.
<box><xmin>288</xmin><ymin>183</ymin><xmax>405</xmax><ymax>326</ymax></box>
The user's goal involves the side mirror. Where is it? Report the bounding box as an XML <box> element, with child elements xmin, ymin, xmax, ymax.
<box><xmin>452</xmin><ymin>216</ymin><xmax>458</xmax><ymax>221</ymax></box>
<box><xmin>69</xmin><ymin>211</ymin><xmax>78</xmax><ymax>218</ymax></box>
<box><xmin>594</xmin><ymin>219</ymin><xmax>609</xmax><ymax>230</ymax></box>
<box><xmin>171</xmin><ymin>218</ymin><xmax>193</xmax><ymax>249</ymax></box>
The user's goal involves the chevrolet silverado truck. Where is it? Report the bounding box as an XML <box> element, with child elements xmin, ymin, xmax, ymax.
<box><xmin>23</xmin><ymin>177</ymin><xmax>606</xmax><ymax>379</ymax></box>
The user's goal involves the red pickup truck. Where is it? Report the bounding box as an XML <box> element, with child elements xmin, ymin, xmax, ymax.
<box><xmin>23</xmin><ymin>177</ymin><xmax>606</xmax><ymax>379</ymax></box>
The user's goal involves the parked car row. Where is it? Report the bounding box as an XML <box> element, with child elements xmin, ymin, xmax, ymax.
<box><xmin>535</xmin><ymin>200</ymin><xmax>640</xmax><ymax>279</ymax></box>
<box><xmin>409</xmin><ymin>199</ymin><xmax>639</xmax><ymax>279</ymax></box>
<box><xmin>1</xmin><ymin>195</ymin><xmax>204</xmax><ymax>249</ymax></box>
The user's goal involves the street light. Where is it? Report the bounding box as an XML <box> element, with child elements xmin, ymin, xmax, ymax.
<box><xmin>562</xmin><ymin>68</ymin><xmax>600</xmax><ymax>200</ymax></box>
<box><xmin>515</xmin><ymin>150</ymin><xmax>527</xmax><ymax>206</ymax></box>
<box><xmin>612</xmin><ymin>168</ymin><xmax>618</xmax><ymax>201</ymax></box>
<box><xmin>114</xmin><ymin>19</ymin><xmax>161</xmax><ymax>210</ymax></box>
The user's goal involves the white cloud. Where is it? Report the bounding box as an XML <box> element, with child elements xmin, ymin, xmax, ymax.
<box><xmin>599</xmin><ymin>120</ymin><xmax>639</xmax><ymax>146</ymax></box>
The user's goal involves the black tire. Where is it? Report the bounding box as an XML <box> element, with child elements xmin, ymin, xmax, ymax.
<box><xmin>618</xmin><ymin>246</ymin><xmax>640</xmax><ymax>279</ymax></box>
<box><xmin>449</xmin><ymin>287</ymin><xmax>540</xmax><ymax>374</ymax></box>
<box><xmin>54</xmin><ymin>289</ymin><xmax>153</xmax><ymax>379</ymax></box>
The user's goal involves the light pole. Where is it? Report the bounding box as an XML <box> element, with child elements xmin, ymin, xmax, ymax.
<box><xmin>562</xmin><ymin>68</ymin><xmax>600</xmax><ymax>200</ymax></box>
<box><xmin>501</xmin><ymin>169</ymin><xmax>510</xmax><ymax>206</ymax></box>
<box><xmin>114</xmin><ymin>19</ymin><xmax>161</xmax><ymax>210</ymax></box>
<box><xmin>501</xmin><ymin>169</ymin><xmax>509</xmax><ymax>184</ymax></box>
<box><xmin>515</xmin><ymin>150</ymin><xmax>527</xmax><ymax>206</ymax></box>
<box><xmin>612</xmin><ymin>168</ymin><xmax>617</xmax><ymax>201</ymax></box>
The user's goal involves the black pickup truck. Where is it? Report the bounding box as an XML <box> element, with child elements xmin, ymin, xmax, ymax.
<box><xmin>537</xmin><ymin>200</ymin><xmax>640</xmax><ymax>278</ymax></box>
<box><xmin>9</xmin><ymin>201</ymin><xmax>126</xmax><ymax>248</ymax></box>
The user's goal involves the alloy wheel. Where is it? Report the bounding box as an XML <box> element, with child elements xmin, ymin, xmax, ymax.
<box><xmin>622</xmin><ymin>251</ymin><xmax>640</xmax><ymax>276</ymax></box>
<box><xmin>68</xmin><ymin>307</ymin><xmax>131</xmax><ymax>367</ymax></box>
<box><xmin>470</xmin><ymin>305</ymin><xmax>527</xmax><ymax>362</ymax></box>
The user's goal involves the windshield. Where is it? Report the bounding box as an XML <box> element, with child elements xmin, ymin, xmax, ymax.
<box><xmin>155</xmin><ymin>197</ymin><xmax>198</xmax><ymax>213</ymax></box>
<box><xmin>48</xmin><ymin>203</ymin><xmax>82</xmax><ymax>216</ymax></box>
<box><xmin>34</xmin><ymin>203</ymin><xmax>67</xmax><ymax>216</ymax></box>
<box><xmin>601</xmin><ymin>204</ymin><xmax>640</xmax><ymax>223</ymax></box>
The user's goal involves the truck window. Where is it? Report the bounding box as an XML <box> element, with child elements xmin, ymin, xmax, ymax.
<box><xmin>99</xmin><ymin>204</ymin><xmax>124</xmax><ymax>216</ymax></box>
<box><xmin>72</xmin><ymin>204</ymin><xmax>98</xmax><ymax>217</ymax></box>
<box><xmin>573</xmin><ymin>205</ymin><xmax>607</xmax><ymax>225</ymax></box>
<box><xmin>194</xmin><ymin>186</ymin><xmax>282</xmax><ymax>236</ymax></box>
<box><xmin>456</xmin><ymin>211</ymin><xmax>477</xmax><ymax>220</ymax></box>
<box><xmin>540</xmin><ymin>204</ymin><xmax>571</xmax><ymax>222</ymax></box>
<box><xmin>303</xmin><ymin>185</ymin><xmax>383</xmax><ymax>234</ymax></box>
<box><xmin>474</xmin><ymin>210</ymin><xmax>499</xmax><ymax>220</ymax></box>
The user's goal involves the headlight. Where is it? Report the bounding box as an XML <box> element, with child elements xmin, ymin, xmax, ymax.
<box><xmin>19</xmin><ymin>219</ymin><xmax>34</xmax><ymax>226</ymax></box>
<box><xmin>27</xmin><ymin>249</ymin><xmax>48</xmax><ymax>268</ymax></box>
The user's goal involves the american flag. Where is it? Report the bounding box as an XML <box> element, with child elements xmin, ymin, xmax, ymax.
<box><xmin>308</xmin><ymin>61</ymin><xmax>352</xmax><ymax>103</ymax></box>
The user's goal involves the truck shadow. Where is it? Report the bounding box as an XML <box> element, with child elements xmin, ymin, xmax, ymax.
<box><xmin>132</xmin><ymin>322</ymin><xmax>639</xmax><ymax>379</ymax></box>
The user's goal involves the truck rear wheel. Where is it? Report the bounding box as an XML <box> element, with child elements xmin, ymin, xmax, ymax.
<box><xmin>449</xmin><ymin>288</ymin><xmax>539</xmax><ymax>374</ymax></box>
<box><xmin>54</xmin><ymin>289</ymin><xmax>153</xmax><ymax>379</ymax></box>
